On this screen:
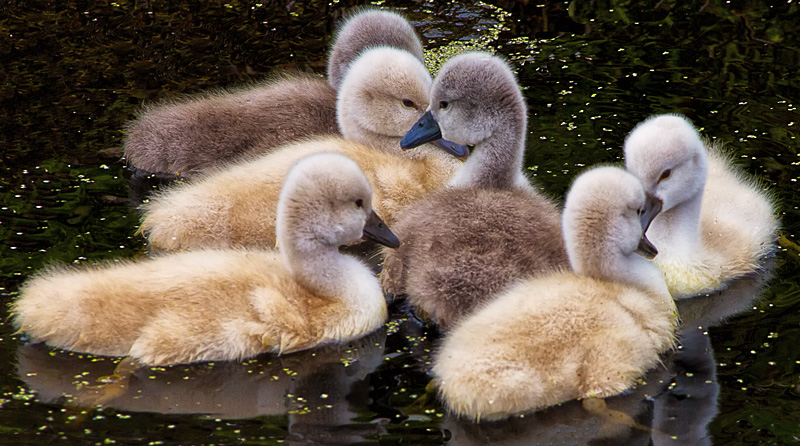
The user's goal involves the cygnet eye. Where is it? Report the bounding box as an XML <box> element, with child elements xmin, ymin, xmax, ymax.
<box><xmin>402</xmin><ymin>99</ymin><xmax>415</xmax><ymax>108</ymax></box>
<box><xmin>439</xmin><ymin>101</ymin><xmax>449</xmax><ymax>110</ymax></box>
<box><xmin>658</xmin><ymin>169</ymin><xmax>672</xmax><ymax>182</ymax></box>
<box><xmin>355</xmin><ymin>199</ymin><xmax>363</xmax><ymax>208</ymax></box>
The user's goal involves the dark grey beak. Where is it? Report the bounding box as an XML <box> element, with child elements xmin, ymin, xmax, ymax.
<box><xmin>401</xmin><ymin>111</ymin><xmax>469</xmax><ymax>159</ymax></box>
<box><xmin>635</xmin><ymin>192</ymin><xmax>663</xmax><ymax>259</ymax></box>
<box><xmin>431</xmin><ymin>139</ymin><xmax>470</xmax><ymax>160</ymax></box>
<box><xmin>401</xmin><ymin>111</ymin><xmax>442</xmax><ymax>150</ymax></box>
<box><xmin>363</xmin><ymin>210</ymin><xmax>400</xmax><ymax>249</ymax></box>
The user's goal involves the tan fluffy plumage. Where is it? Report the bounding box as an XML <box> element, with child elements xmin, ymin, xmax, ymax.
<box><xmin>13</xmin><ymin>154</ymin><xmax>393</xmax><ymax>365</ymax></box>
<box><xmin>432</xmin><ymin>166</ymin><xmax>677</xmax><ymax>421</ymax></box>
<box><xmin>139</xmin><ymin>47</ymin><xmax>459</xmax><ymax>251</ymax></box>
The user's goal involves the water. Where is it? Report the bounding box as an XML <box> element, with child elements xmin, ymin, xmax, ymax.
<box><xmin>1</xmin><ymin>1</ymin><xmax>799</xmax><ymax>444</ymax></box>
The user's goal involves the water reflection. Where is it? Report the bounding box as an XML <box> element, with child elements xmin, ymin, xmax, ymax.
<box><xmin>18</xmin><ymin>330</ymin><xmax>387</xmax><ymax>443</ymax></box>
<box><xmin>652</xmin><ymin>326</ymin><xmax>718</xmax><ymax>446</ymax></box>
<box><xmin>653</xmin><ymin>263</ymin><xmax>775</xmax><ymax>445</ymax></box>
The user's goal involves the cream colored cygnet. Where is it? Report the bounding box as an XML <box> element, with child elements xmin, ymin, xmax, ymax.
<box><xmin>624</xmin><ymin>113</ymin><xmax>779</xmax><ymax>298</ymax></box>
<box><xmin>13</xmin><ymin>153</ymin><xmax>399</xmax><ymax>366</ymax></box>
<box><xmin>432</xmin><ymin>166</ymin><xmax>677</xmax><ymax>421</ymax></box>
<box><xmin>139</xmin><ymin>47</ymin><xmax>463</xmax><ymax>251</ymax></box>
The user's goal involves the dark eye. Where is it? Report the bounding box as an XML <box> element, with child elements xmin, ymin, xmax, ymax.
<box><xmin>658</xmin><ymin>169</ymin><xmax>672</xmax><ymax>182</ymax></box>
<box><xmin>402</xmin><ymin>99</ymin><xmax>415</xmax><ymax>108</ymax></box>
<box><xmin>439</xmin><ymin>101</ymin><xmax>449</xmax><ymax>110</ymax></box>
<box><xmin>355</xmin><ymin>199</ymin><xmax>363</xmax><ymax>208</ymax></box>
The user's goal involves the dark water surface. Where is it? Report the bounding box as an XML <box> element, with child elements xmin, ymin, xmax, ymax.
<box><xmin>2</xmin><ymin>1</ymin><xmax>799</xmax><ymax>444</ymax></box>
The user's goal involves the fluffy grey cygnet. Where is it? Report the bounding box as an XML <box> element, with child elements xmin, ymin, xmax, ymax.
<box><xmin>123</xmin><ymin>9</ymin><xmax>424</xmax><ymax>177</ymax></box>
<box><xmin>381</xmin><ymin>52</ymin><xmax>569</xmax><ymax>328</ymax></box>
<box><xmin>327</xmin><ymin>8</ymin><xmax>425</xmax><ymax>91</ymax></box>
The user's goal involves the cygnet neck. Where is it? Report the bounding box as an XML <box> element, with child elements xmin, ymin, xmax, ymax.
<box><xmin>282</xmin><ymin>232</ymin><xmax>355</xmax><ymax>298</ymax></box>
<box><xmin>341</xmin><ymin>125</ymin><xmax>397</xmax><ymax>153</ymax></box>
<box><xmin>448</xmin><ymin>110</ymin><xmax>529</xmax><ymax>190</ymax></box>
<box><xmin>649</xmin><ymin>184</ymin><xmax>705</xmax><ymax>256</ymax></box>
<box><xmin>591</xmin><ymin>250</ymin><xmax>671</xmax><ymax>299</ymax></box>
<box><xmin>276</xmin><ymin>200</ymin><xmax>359</xmax><ymax>299</ymax></box>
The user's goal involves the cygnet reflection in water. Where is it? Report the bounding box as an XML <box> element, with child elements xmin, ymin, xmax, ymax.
<box><xmin>652</xmin><ymin>265</ymin><xmax>774</xmax><ymax>446</ymax></box>
<box><xmin>17</xmin><ymin>330</ymin><xmax>387</xmax><ymax>441</ymax></box>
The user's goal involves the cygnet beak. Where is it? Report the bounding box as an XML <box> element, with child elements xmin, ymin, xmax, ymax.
<box><xmin>401</xmin><ymin>111</ymin><xmax>469</xmax><ymax>159</ymax></box>
<box><xmin>401</xmin><ymin>111</ymin><xmax>442</xmax><ymax>149</ymax></box>
<box><xmin>431</xmin><ymin>139</ymin><xmax>470</xmax><ymax>161</ymax></box>
<box><xmin>363</xmin><ymin>210</ymin><xmax>400</xmax><ymax>249</ymax></box>
<box><xmin>635</xmin><ymin>193</ymin><xmax>663</xmax><ymax>259</ymax></box>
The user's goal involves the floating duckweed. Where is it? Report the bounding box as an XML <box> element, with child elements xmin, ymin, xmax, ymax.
<box><xmin>424</xmin><ymin>2</ymin><xmax>511</xmax><ymax>74</ymax></box>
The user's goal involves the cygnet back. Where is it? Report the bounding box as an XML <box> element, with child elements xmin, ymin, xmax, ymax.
<box><xmin>124</xmin><ymin>74</ymin><xmax>339</xmax><ymax>177</ymax></box>
<box><xmin>123</xmin><ymin>8</ymin><xmax>424</xmax><ymax>177</ymax></box>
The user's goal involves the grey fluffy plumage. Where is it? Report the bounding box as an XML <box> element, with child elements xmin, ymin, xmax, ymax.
<box><xmin>383</xmin><ymin>187</ymin><xmax>567</xmax><ymax>327</ymax></box>
<box><xmin>382</xmin><ymin>52</ymin><xmax>569</xmax><ymax>328</ymax></box>
<box><xmin>327</xmin><ymin>9</ymin><xmax>425</xmax><ymax>90</ymax></box>
<box><xmin>123</xmin><ymin>8</ymin><xmax>423</xmax><ymax>177</ymax></box>
<box><xmin>123</xmin><ymin>74</ymin><xmax>338</xmax><ymax>176</ymax></box>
